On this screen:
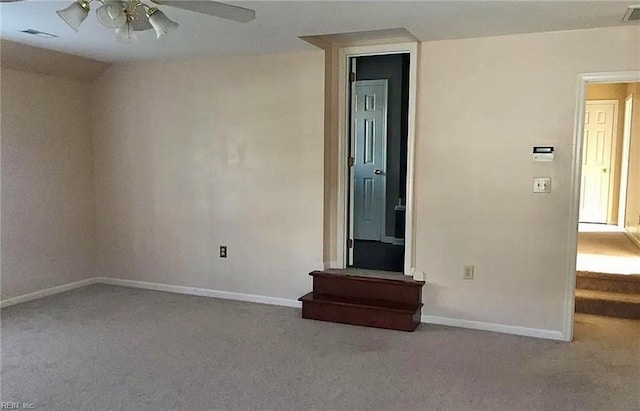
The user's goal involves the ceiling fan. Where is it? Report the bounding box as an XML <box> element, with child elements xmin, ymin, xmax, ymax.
<box><xmin>1</xmin><ymin>0</ymin><xmax>255</xmax><ymax>43</ymax></box>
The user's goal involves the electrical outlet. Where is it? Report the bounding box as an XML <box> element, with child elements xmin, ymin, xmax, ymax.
<box><xmin>463</xmin><ymin>265</ymin><xmax>474</xmax><ymax>280</ymax></box>
<box><xmin>219</xmin><ymin>246</ymin><xmax>227</xmax><ymax>258</ymax></box>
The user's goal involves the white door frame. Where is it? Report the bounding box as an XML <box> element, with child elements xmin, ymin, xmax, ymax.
<box><xmin>581</xmin><ymin>99</ymin><xmax>619</xmax><ymax>225</ymax></box>
<box><xmin>618</xmin><ymin>94</ymin><xmax>634</xmax><ymax>229</ymax></box>
<box><xmin>563</xmin><ymin>71</ymin><xmax>640</xmax><ymax>342</ymax></box>
<box><xmin>335</xmin><ymin>42</ymin><xmax>418</xmax><ymax>276</ymax></box>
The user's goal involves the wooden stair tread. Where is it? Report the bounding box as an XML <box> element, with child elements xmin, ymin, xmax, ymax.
<box><xmin>575</xmin><ymin>289</ymin><xmax>640</xmax><ymax>304</ymax></box>
<box><xmin>298</xmin><ymin>292</ymin><xmax>421</xmax><ymax>312</ymax></box>
<box><xmin>310</xmin><ymin>270</ymin><xmax>425</xmax><ymax>286</ymax></box>
<box><xmin>577</xmin><ymin>271</ymin><xmax>640</xmax><ymax>283</ymax></box>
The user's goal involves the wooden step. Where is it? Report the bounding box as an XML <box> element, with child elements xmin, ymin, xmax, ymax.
<box><xmin>575</xmin><ymin>289</ymin><xmax>640</xmax><ymax>319</ymax></box>
<box><xmin>298</xmin><ymin>292</ymin><xmax>422</xmax><ymax>331</ymax></box>
<box><xmin>576</xmin><ymin>271</ymin><xmax>640</xmax><ymax>294</ymax></box>
<box><xmin>310</xmin><ymin>270</ymin><xmax>424</xmax><ymax>306</ymax></box>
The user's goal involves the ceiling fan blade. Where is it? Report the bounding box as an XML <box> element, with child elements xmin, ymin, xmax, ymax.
<box><xmin>129</xmin><ymin>6</ymin><xmax>153</xmax><ymax>31</ymax></box>
<box><xmin>155</xmin><ymin>0</ymin><xmax>255</xmax><ymax>23</ymax></box>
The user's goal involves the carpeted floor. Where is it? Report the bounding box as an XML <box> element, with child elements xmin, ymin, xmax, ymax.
<box><xmin>577</xmin><ymin>223</ymin><xmax>640</xmax><ymax>274</ymax></box>
<box><xmin>2</xmin><ymin>284</ymin><xmax>639</xmax><ymax>411</ymax></box>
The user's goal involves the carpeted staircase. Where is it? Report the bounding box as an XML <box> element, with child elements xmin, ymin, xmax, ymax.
<box><xmin>575</xmin><ymin>271</ymin><xmax>640</xmax><ymax>319</ymax></box>
<box><xmin>299</xmin><ymin>270</ymin><xmax>425</xmax><ymax>331</ymax></box>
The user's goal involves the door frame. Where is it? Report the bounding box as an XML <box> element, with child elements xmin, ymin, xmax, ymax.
<box><xmin>335</xmin><ymin>42</ymin><xmax>418</xmax><ymax>276</ymax></box>
<box><xmin>618</xmin><ymin>94</ymin><xmax>634</xmax><ymax>229</ymax></box>
<box><xmin>563</xmin><ymin>71</ymin><xmax>640</xmax><ymax>342</ymax></box>
<box><xmin>350</xmin><ymin>79</ymin><xmax>389</xmax><ymax>254</ymax></box>
<box><xmin>581</xmin><ymin>99</ymin><xmax>619</xmax><ymax>225</ymax></box>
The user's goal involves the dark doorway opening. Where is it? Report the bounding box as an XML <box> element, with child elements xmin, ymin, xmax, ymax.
<box><xmin>348</xmin><ymin>53</ymin><xmax>410</xmax><ymax>273</ymax></box>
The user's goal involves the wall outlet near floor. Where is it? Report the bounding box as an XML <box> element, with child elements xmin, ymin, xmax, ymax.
<box><xmin>463</xmin><ymin>265</ymin><xmax>474</xmax><ymax>280</ymax></box>
<box><xmin>219</xmin><ymin>246</ymin><xmax>227</xmax><ymax>258</ymax></box>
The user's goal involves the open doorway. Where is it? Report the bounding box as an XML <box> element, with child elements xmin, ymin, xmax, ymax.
<box><xmin>574</xmin><ymin>81</ymin><xmax>640</xmax><ymax>321</ymax></box>
<box><xmin>577</xmin><ymin>83</ymin><xmax>640</xmax><ymax>273</ymax></box>
<box><xmin>347</xmin><ymin>54</ymin><xmax>410</xmax><ymax>273</ymax></box>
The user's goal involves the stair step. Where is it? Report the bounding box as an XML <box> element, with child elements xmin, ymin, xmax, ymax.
<box><xmin>577</xmin><ymin>271</ymin><xmax>640</xmax><ymax>294</ymax></box>
<box><xmin>299</xmin><ymin>292</ymin><xmax>421</xmax><ymax>312</ymax></box>
<box><xmin>299</xmin><ymin>292</ymin><xmax>422</xmax><ymax>331</ymax></box>
<box><xmin>310</xmin><ymin>270</ymin><xmax>424</xmax><ymax>306</ymax></box>
<box><xmin>575</xmin><ymin>289</ymin><xmax>640</xmax><ymax>319</ymax></box>
<box><xmin>313</xmin><ymin>269</ymin><xmax>425</xmax><ymax>285</ymax></box>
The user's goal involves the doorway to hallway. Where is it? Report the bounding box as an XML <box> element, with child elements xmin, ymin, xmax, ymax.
<box><xmin>574</xmin><ymin>81</ymin><xmax>640</xmax><ymax>323</ymax></box>
<box><xmin>347</xmin><ymin>53</ymin><xmax>410</xmax><ymax>273</ymax></box>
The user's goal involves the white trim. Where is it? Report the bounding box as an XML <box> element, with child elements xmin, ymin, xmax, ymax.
<box><xmin>382</xmin><ymin>235</ymin><xmax>405</xmax><ymax>245</ymax></box>
<box><xmin>619</xmin><ymin>94</ymin><xmax>633</xmax><ymax>229</ymax></box>
<box><xmin>1</xmin><ymin>276</ymin><xmax>569</xmax><ymax>341</ymax></box>
<box><xmin>347</xmin><ymin>61</ymin><xmax>356</xmax><ymax>266</ymax></box>
<box><xmin>336</xmin><ymin>41</ymin><xmax>418</xmax><ymax>277</ymax></box>
<box><xmin>324</xmin><ymin>260</ymin><xmax>339</xmax><ymax>270</ymax></box>
<box><xmin>382</xmin><ymin>235</ymin><xmax>395</xmax><ymax>244</ymax></box>
<box><xmin>421</xmin><ymin>315</ymin><xmax>564</xmax><ymax>341</ymax></box>
<box><xmin>624</xmin><ymin>229</ymin><xmax>640</xmax><ymax>249</ymax></box>
<box><xmin>564</xmin><ymin>71</ymin><xmax>640</xmax><ymax>343</ymax></box>
<box><xmin>0</xmin><ymin>277</ymin><xmax>301</xmax><ymax>310</ymax></box>
<box><xmin>99</xmin><ymin>277</ymin><xmax>302</xmax><ymax>308</ymax></box>
<box><xmin>0</xmin><ymin>278</ymin><xmax>100</xmax><ymax>308</ymax></box>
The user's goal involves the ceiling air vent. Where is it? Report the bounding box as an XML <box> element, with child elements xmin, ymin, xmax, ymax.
<box><xmin>623</xmin><ymin>5</ymin><xmax>640</xmax><ymax>21</ymax></box>
<box><xmin>20</xmin><ymin>29</ymin><xmax>58</xmax><ymax>38</ymax></box>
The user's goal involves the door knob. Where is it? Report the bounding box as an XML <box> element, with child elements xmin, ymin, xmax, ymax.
<box><xmin>374</xmin><ymin>169</ymin><xmax>382</xmax><ymax>175</ymax></box>
<box><xmin>603</xmin><ymin>168</ymin><xmax>608</xmax><ymax>173</ymax></box>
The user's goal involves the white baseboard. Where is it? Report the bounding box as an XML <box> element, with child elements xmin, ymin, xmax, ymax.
<box><xmin>323</xmin><ymin>260</ymin><xmax>340</xmax><ymax>270</ymax></box>
<box><xmin>1</xmin><ymin>277</ymin><xmax>565</xmax><ymax>341</ymax></box>
<box><xmin>381</xmin><ymin>236</ymin><xmax>405</xmax><ymax>246</ymax></box>
<box><xmin>98</xmin><ymin>277</ymin><xmax>302</xmax><ymax>309</ymax></box>
<box><xmin>0</xmin><ymin>278</ymin><xmax>100</xmax><ymax>308</ymax></box>
<box><xmin>624</xmin><ymin>229</ymin><xmax>640</xmax><ymax>249</ymax></box>
<box><xmin>421</xmin><ymin>315</ymin><xmax>565</xmax><ymax>341</ymax></box>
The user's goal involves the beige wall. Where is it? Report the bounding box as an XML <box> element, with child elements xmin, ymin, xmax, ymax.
<box><xmin>91</xmin><ymin>26</ymin><xmax>640</xmax><ymax>337</ymax></box>
<box><xmin>414</xmin><ymin>26</ymin><xmax>640</xmax><ymax>332</ymax></box>
<box><xmin>585</xmin><ymin>83</ymin><xmax>627</xmax><ymax>224</ymax></box>
<box><xmin>91</xmin><ymin>51</ymin><xmax>325</xmax><ymax>299</ymax></box>
<box><xmin>624</xmin><ymin>82</ymin><xmax>640</xmax><ymax>243</ymax></box>
<box><xmin>9</xmin><ymin>23</ymin><xmax>634</xmax><ymax>337</ymax></box>
<box><xmin>1</xmin><ymin>68</ymin><xmax>95</xmax><ymax>299</ymax></box>
<box><xmin>0</xmin><ymin>40</ymin><xmax>110</xmax><ymax>83</ymax></box>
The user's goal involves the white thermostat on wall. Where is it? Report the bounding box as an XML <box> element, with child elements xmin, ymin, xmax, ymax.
<box><xmin>533</xmin><ymin>146</ymin><xmax>554</xmax><ymax>162</ymax></box>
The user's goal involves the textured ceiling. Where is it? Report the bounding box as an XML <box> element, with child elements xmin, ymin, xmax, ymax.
<box><xmin>0</xmin><ymin>1</ymin><xmax>637</xmax><ymax>63</ymax></box>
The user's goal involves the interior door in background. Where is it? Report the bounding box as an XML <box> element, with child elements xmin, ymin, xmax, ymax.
<box><xmin>579</xmin><ymin>101</ymin><xmax>616</xmax><ymax>224</ymax></box>
<box><xmin>353</xmin><ymin>80</ymin><xmax>388</xmax><ymax>241</ymax></box>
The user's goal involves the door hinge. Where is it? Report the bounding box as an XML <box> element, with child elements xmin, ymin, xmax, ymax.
<box><xmin>347</xmin><ymin>239</ymin><xmax>354</xmax><ymax>249</ymax></box>
<box><xmin>349</xmin><ymin>72</ymin><xmax>356</xmax><ymax>82</ymax></box>
<box><xmin>348</xmin><ymin>156</ymin><xmax>355</xmax><ymax>167</ymax></box>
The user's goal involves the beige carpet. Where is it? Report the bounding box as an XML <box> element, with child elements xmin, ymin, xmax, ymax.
<box><xmin>2</xmin><ymin>284</ymin><xmax>640</xmax><ymax>410</ymax></box>
<box><xmin>577</xmin><ymin>224</ymin><xmax>640</xmax><ymax>274</ymax></box>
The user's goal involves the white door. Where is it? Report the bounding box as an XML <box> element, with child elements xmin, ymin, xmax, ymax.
<box><xmin>579</xmin><ymin>101</ymin><xmax>616</xmax><ymax>224</ymax></box>
<box><xmin>353</xmin><ymin>80</ymin><xmax>388</xmax><ymax>241</ymax></box>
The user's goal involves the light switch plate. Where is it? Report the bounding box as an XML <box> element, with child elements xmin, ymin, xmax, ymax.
<box><xmin>533</xmin><ymin>177</ymin><xmax>551</xmax><ymax>193</ymax></box>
